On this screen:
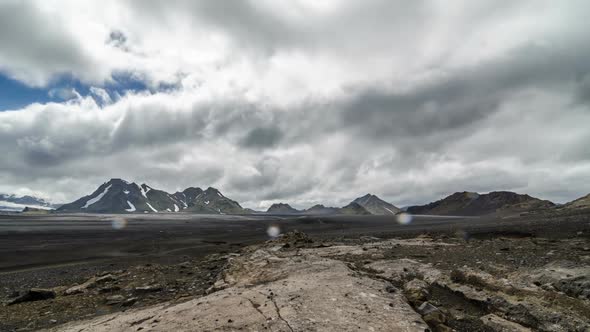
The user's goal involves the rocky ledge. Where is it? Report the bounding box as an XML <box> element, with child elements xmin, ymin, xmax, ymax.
<box><xmin>8</xmin><ymin>231</ymin><xmax>590</xmax><ymax>331</ymax></box>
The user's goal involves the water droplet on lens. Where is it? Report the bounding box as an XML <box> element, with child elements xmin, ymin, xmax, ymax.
<box><xmin>396</xmin><ymin>213</ymin><xmax>413</xmax><ymax>225</ymax></box>
<box><xmin>111</xmin><ymin>218</ymin><xmax>127</xmax><ymax>230</ymax></box>
<box><xmin>267</xmin><ymin>225</ymin><xmax>281</xmax><ymax>238</ymax></box>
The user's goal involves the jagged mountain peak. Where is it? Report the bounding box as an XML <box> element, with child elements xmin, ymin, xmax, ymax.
<box><xmin>183</xmin><ymin>186</ymin><xmax>203</xmax><ymax>192</ymax></box>
<box><xmin>203</xmin><ymin>187</ymin><xmax>224</xmax><ymax>197</ymax></box>
<box><xmin>340</xmin><ymin>202</ymin><xmax>371</xmax><ymax>215</ymax></box>
<box><xmin>182</xmin><ymin>187</ymin><xmax>203</xmax><ymax>198</ymax></box>
<box><xmin>105</xmin><ymin>178</ymin><xmax>133</xmax><ymax>186</ymax></box>
<box><xmin>352</xmin><ymin>193</ymin><xmax>400</xmax><ymax>215</ymax></box>
<box><xmin>267</xmin><ymin>203</ymin><xmax>299</xmax><ymax>214</ymax></box>
<box><xmin>270</xmin><ymin>202</ymin><xmax>292</xmax><ymax>207</ymax></box>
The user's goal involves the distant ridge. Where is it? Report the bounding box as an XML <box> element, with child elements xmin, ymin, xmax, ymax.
<box><xmin>406</xmin><ymin>191</ymin><xmax>555</xmax><ymax>216</ymax></box>
<box><xmin>561</xmin><ymin>193</ymin><xmax>590</xmax><ymax>210</ymax></box>
<box><xmin>0</xmin><ymin>194</ymin><xmax>57</xmax><ymax>212</ymax></box>
<box><xmin>303</xmin><ymin>204</ymin><xmax>341</xmax><ymax>215</ymax></box>
<box><xmin>266</xmin><ymin>203</ymin><xmax>300</xmax><ymax>214</ymax></box>
<box><xmin>263</xmin><ymin>195</ymin><xmax>400</xmax><ymax>216</ymax></box>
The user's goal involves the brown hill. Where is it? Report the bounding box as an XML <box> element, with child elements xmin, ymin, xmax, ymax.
<box><xmin>561</xmin><ymin>193</ymin><xmax>590</xmax><ymax>210</ymax></box>
<box><xmin>407</xmin><ymin>191</ymin><xmax>554</xmax><ymax>216</ymax></box>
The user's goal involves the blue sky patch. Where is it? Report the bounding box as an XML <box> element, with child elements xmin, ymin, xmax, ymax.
<box><xmin>0</xmin><ymin>71</ymin><xmax>153</xmax><ymax>111</ymax></box>
<box><xmin>0</xmin><ymin>74</ymin><xmax>51</xmax><ymax>111</ymax></box>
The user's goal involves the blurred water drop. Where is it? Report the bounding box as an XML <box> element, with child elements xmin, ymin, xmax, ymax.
<box><xmin>111</xmin><ymin>218</ymin><xmax>127</xmax><ymax>230</ymax></box>
<box><xmin>455</xmin><ymin>229</ymin><xmax>469</xmax><ymax>241</ymax></box>
<box><xmin>267</xmin><ymin>224</ymin><xmax>281</xmax><ymax>238</ymax></box>
<box><xmin>396</xmin><ymin>212</ymin><xmax>413</xmax><ymax>225</ymax></box>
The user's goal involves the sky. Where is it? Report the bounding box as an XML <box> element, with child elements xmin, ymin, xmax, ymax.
<box><xmin>1</xmin><ymin>0</ymin><xmax>589</xmax><ymax>209</ymax></box>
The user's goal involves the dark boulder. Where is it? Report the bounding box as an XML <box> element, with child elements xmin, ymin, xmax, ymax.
<box><xmin>6</xmin><ymin>288</ymin><xmax>56</xmax><ymax>305</ymax></box>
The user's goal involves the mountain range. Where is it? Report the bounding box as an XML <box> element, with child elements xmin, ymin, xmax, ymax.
<box><xmin>57</xmin><ymin>179</ymin><xmax>245</xmax><ymax>214</ymax></box>
<box><xmin>56</xmin><ymin>179</ymin><xmax>400</xmax><ymax>216</ymax></box>
<box><xmin>264</xmin><ymin>194</ymin><xmax>399</xmax><ymax>216</ymax></box>
<box><xmin>4</xmin><ymin>178</ymin><xmax>588</xmax><ymax>217</ymax></box>
<box><xmin>0</xmin><ymin>194</ymin><xmax>59</xmax><ymax>212</ymax></box>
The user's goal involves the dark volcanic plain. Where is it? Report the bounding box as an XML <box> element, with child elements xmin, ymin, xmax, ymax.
<box><xmin>1</xmin><ymin>210</ymin><xmax>589</xmax><ymax>331</ymax></box>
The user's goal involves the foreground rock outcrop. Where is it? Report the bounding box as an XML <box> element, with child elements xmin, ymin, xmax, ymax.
<box><xmin>47</xmin><ymin>232</ymin><xmax>428</xmax><ymax>332</ymax></box>
<box><xmin>47</xmin><ymin>232</ymin><xmax>428</xmax><ymax>331</ymax></box>
<box><xmin>31</xmin><ymin>231</ymin><xmax>590</xmax><ymax>331</ymax></box>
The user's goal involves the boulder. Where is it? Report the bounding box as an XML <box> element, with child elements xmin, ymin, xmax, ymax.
<box><xmin>417</xmin><ymin>301</ymin><xmax>440</xmax><ymax>316</ymax></box>
<box><xmin>133</xmin><ymin>285</ymin><xmax>162</xmax><ymax>294</ymax></box>
<box><xmin>96</xmin><ymin>274</ymin><xmax>116</xmax><ymax>283</ymax></box>
<box><xmin>65</xmin><ymin>277</ymin><xmax>97</xmax><ymax>295</ymax></box>
<box><xmin>404</xmin><ymin>278</ymin><xmax>430</xmax><ymax>304</ymax></box>
<box><xmin>6</xmin><ymin>288</ymin><xmax>56</xmax><ymax>305</ymax></box>
<box><xmin>105</xmin><ymin>295</ymin><xmax>125</xmax><ymax>305</ymax></box>
<box><xmin>480</xmin><ymin>314</ymin><xmax>532</xmax><ymax>331</ymax></box>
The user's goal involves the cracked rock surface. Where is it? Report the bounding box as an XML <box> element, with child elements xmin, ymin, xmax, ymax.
<box><xmin>45</xmin><ymin>233</ymin><xmax>428</xmax><ymax>332</ymax></box>
<box><xmin>42</xmin><ymin>231</ymin><xmax>590</xmax><ymax>332</ymax></box>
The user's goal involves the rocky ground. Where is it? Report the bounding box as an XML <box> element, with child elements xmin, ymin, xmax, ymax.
<box><xmin>0</xmin><ymin>255</ymin><xmax>228</xmax><ymax>331</ymax></box>
<box><xmin>2</xmin><ymin>211</ymin><xmax>590</xmax><ymax>331</ymax></box>
<box><xmin>1</xmin><ymin>227</ymin><xmax>587</xmax><ymax>331</ymax></box>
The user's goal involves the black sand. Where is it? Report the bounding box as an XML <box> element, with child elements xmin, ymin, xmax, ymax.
<box><xmin>0</xmin><ymin>211</ymin><xmax>588</xmax><ymax>330</ymax></box>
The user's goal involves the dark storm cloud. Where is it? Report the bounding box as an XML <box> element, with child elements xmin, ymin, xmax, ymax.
<box><xmin>576</xmin><ymin>73</ymin><xmax>590</xmax><ymax>105</ymax></box>
<box><xmin>107</xmin><ymin>30</ymin><xmax>127</xmax><ymax>48</ymax></box>
<box><xmin>338</xmin><ymin>41</ymin><xmax>590</xmax><ymax>143</ymax></box>
<box><xmin>240</xmin><ymin>127</ymin><xmax>283</xmax><ymax>149</ymax></box>
<box><xmin>110</xmin><ymin>106</ymin><xmax>207</xmax><ymax>150</ymax></box>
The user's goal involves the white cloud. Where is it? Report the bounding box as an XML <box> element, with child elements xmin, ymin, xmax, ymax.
<box><xmin>0</xmin><ymin>0</ymin><xmax>589</xmax><ymax>207</ymax></box>
<box><xmin>48</xmin><ymin>87</ymin><xmax>81</xmax><ymax>101</ymax></box>
<box><xmin>89</xmin><ymin>87</ymin><xmax>113</xmax><ymax>105</ymax></box>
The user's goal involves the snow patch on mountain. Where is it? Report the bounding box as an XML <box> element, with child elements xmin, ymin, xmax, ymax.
<box><xmin>138</xmin><ymin>184</ymin><xmax>147</xmax><ymax>198</ymax></box>
<box><xmin>82</xmin><ymin>185</ymin><xmax>112</xmax><ymax>209</ymax></box>
<box><xmin>146</xmin><ymin>202</ymin><xmax>158</xmax><ymax>212</ymax></box>
<box><xmin>125</xmin><ymin>201</ymin><xmax>136</xmax><ymax>212</ymax></box>
<box><xmin>384</xmin><ymin>207</ymin><xmax>396</xmax><ymax>215</ymax></box>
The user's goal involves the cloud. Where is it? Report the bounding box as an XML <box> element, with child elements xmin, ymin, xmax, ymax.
<box><xmin>48</xmin><ymin>88</ymin><xmax>81</xmax><ymax>101</ymax></box>
<box><xmin>0</xmin><ymin>1</ymin><xmax>97</xmax><ymax>86</ymax></box>
<box><xmin>0</xmin><ymin>1</ymin><xmax>589</xmax><ymax>208</ymax></box>
<box><xmin>240</xmin><ymin>127</ymin><xmax>283</xmax><ymax>149</ymax></box>
<box><xmin>89</xmin><ymin>87</ymin><xmax>113</xmax><ymax>105</ymax></box>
